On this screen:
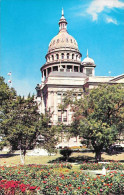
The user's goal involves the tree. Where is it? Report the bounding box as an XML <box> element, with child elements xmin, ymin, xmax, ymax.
<box><xmin>0</xmin><ymin>76</ymin><xmax>16</xmax><ymax>149</ymax></box>
<box><xmin>2</xmin><ymin>95</ymin><xmax>58</xmax><ymax>164</ymax></box>
<box><xmin>61</xmin><ymin>84</ymin><xmax>124</xmax><ymax>162</ymax></box>
<box><xmin>0</xmin><ymin>77</ymin><xmax>58</xmax><ymax>164</ymax></box>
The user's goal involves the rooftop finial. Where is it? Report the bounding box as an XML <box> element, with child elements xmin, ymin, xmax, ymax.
<box><xmin>87</xmin><ymin>49</ymin><xmax>88</xmax><ymax>57</ymax></box>
<box><xmin>62</xmin><ymin>8</ymin><xmax>64</xmax><ymax>16</ymax></box>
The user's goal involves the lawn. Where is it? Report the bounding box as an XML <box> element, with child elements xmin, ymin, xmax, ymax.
<box><xmin>0</xmin><ymin>150</ymin><xmax>124</xmax><ymax>166</ymax></box>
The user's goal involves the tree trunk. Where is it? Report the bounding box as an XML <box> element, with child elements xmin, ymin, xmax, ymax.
<box><xmin>20</xmin><ymin>149</ymin><xmax>25</xmax><ymax>164</ymax></box>
<box><xmin>95</xmin><ymin>150</ymin><xmax>101</xmax><ymax>162</ymax></box>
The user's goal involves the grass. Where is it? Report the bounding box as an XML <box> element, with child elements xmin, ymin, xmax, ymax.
<box><xmin>0</xmin><ymin>151</ymin><xmax>124</xmax><ymax>166</ymax></box>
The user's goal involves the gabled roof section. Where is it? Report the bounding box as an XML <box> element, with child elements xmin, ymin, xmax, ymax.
<box><xmin>109</xmin><ymin>74</ymin><xmax>124</xmax><ymax>83</ymax></box>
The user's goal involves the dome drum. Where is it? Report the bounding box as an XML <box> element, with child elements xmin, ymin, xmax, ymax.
<box><xmin>45</xmin><ymin>51</ymin><xmax>82</xmax><ymax>64</ymax></box>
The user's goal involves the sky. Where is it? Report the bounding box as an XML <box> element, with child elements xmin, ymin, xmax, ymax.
<box><xmin>1</xmin><ymin>0</ymin><xmax>124</xmax><ymax>96</ymax></box>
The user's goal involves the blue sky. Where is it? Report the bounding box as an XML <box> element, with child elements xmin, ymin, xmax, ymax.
<box><xmin>1</xmin><ymin>0</ymin><xmax>124</xmax><ymax>96</ymax></box>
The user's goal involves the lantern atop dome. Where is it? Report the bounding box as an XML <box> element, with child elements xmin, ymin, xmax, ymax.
<box><xmin>59</xmin><ymin>8</ymin><xmax>68</xmax><ymax>32</ymax></box>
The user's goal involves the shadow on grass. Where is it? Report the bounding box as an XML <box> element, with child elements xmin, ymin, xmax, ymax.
<box><xmin>48</xmin><ymin>155</ymin><xmax>95</xmax><ymax>164</ymax></box>
<box><xmin>49</xmin><ymin>150</ymin><xmax>124</xmax><ymax>164</ymax></box>
<box><xmin>0</xmin><ymin>154</ymin><xmax>19</xmax><ymax>158</ymax></box>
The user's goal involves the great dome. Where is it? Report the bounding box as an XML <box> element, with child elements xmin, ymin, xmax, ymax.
<box><xmin>48</xmin><ymin>31</ymin><xmax>79</xmax><ymax>52</ymax></box>
<box><xmin>48</xmin><ymin>9</ymin><xmax>79</xmax><ymax>53</ymax></box>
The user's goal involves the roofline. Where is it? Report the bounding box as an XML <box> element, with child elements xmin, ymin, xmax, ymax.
<box><xmin>109</xmin><ymin>74</ymin><xmax>124</xmax><ymax>81</ymax></box>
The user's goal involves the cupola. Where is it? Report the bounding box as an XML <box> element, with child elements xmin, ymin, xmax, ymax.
<box><xmin>82</xmin><ymin>50</ymin><xmax>96</xmax><ymax>76</ymax></box>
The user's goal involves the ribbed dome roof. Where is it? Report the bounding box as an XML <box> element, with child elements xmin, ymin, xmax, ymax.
<box><xmin>82</xmin><ymin>50</ymin><xmax>95</xmax><ymax>65</ymax></box>
<box><xmin>48</xmin><ymin>31</ymin><xmax>79</xmax><ymax>52</ymax></box>
<box><xmin>82</xmin><ymin>56</ymin><xmax>95</xmax><ymax>64</ymax></box>
<box><xmin>48</xmin><ymin>9</ymin><xmax>79</xmax><ymax>53</ymax></box>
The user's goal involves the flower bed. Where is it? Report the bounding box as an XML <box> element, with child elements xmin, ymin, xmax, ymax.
<box><xmin>0</xmin><ymin>164</ymin><xmax>124</xmax><ymax>194</ymax></box>
<box><xmin>80</xmin><ymin>161</ymin><xmax>124</xmax><ymax>170</ymax></box>
<box><xmin>0</xmin><ymin>180</ymin><xmax>39</xmax><ymax>194</ymax></box>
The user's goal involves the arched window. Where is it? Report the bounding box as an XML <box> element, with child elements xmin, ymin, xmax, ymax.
<box><xmin>61</xmin><ymin>53</ymin><xmax>64</xmax><ymax>60</ymax></box>
<box><xmin>72</xmin><ymin>54</ymin><xmax>74</xmax><ymax>60</ymax></box>
<box><xmin>67</xmin><ymin>53</ymin><xmax>69</xmax><ymax>59</ymax></box>
<box><xmin>56</xmin><ymin>54</ymin><xmax>59</xmax><ymax>60</ymax></box>
<box><xmin>52</xmin><ymin>55</ymin><xmax>54</xmax><ymax>61</ymax></box>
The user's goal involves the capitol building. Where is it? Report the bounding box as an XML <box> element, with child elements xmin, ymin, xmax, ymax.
<box><xmin>36</xmin><ymin>9</ymin><xmax>124</xmax><ymax>131</ymax></box>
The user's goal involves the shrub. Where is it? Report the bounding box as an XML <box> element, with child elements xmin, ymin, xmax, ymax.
<box><xmin>60</xmin><ymin>147</ymin><xmax>72</xmax><ymax>160</ymax></box>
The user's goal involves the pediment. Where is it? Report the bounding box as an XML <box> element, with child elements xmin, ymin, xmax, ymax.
<box><xmin>109</xmin><ymin>74</ymin><xmax>124</xmax><ymax>83</ymax></box>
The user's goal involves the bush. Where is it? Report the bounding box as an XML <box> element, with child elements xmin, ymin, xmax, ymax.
<box><xmin>60</xmin><ymin>147</ymin><xmax>72</xmax><ymax>160</ymax></box>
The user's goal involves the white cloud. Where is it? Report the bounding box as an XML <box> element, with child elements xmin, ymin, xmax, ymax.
<box><xmin>86</xmin><ymin>0</ymin><xmax>124</xmax><ymax>21</ymax></box>
<box><xmin>106</xmin><ymin>16</ymin><xmax>118</xmax><ymax>24</ymax></box>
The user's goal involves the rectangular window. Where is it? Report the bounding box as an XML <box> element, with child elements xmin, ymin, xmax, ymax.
<box><xmin>86</xmin><ymin>68</ymin><xmax>92</xmax><ymax>76</ymax></box>
<box><xmin>58</xmin><ymin>110</ymin><xmax>62</xmax><ymax>122</ymax></box>
<box><xmin>53</xmin><ymin>66</ymin><xmax>58</xmax><ymax>71</ymax></box>
<box><xmin>77</xmin><ymin>94</ymin><xmax>81</xmax><ymax>100</ymax></box>
<box><xmin>63</xmin><ymin>110</ymin><xmax>67</xmax><ymax>122</ymax></box>
<box><xmin>57</xmin><ymin>93</ymin><xmax>61</xmax><ymax>104</ymax></box>
<box><xmin>58</xmin><ymin>110</ymin><xmax>67</xmax><ymax>122</ymax></box>
<box><xmin>74</xmin><ymin>66</ymin><xmax>78</xmax><ymax>72</ymax></box>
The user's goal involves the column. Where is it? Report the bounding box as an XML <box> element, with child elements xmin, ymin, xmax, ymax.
<box><xmin>46</xmin><ymin>68</ymin><xmax>48</xmax><ymax>78</ymax></box>
<box><xmin>53</xmin><ymin>92</ymin><xmax>58</xmax><ymax>124</ymax></box>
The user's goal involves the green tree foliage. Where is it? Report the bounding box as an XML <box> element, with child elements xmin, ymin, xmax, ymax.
<box><xmin>0</xmin><ymin>76</ymin><xmax>16</xmax><ymax>149</ymax></box>
<box><xmin>61</xmin><ymin>84</ymin><xmax>124</xmax><ymax>162</ymax></box>
<box><xmin>36</xmin><ymin>112</ymin><xmax>58</xmax><ymax>154</ymax></box>
<box><xmin>0</xmin><ymin>77</ymin><xmax>58</xmax><ymax>163</ymax></box>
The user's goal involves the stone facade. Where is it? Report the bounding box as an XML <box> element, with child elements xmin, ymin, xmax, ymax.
<box><xmin>35</xmin><ymin>10</ymin><xmax>124</xmax><ymax>146</ymax></box>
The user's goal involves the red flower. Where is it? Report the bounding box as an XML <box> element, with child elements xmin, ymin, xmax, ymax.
<box><xmin>29</xmin><ymin>186</ymin><xmax>37</xmax><ymax>190</ymax></box>
<box><xmin>21</xmin><ymin>188</ymin><xmax>26</xmax><ymax>192</ymax></box>
<box><xmin>56</xmin><ymin>186</ymin><xmax>59</xmax><ymax>191</ymax></box>
<box><xmin>78</xmin><ymin>186</ymin><xmax>81</xmax><ymax>190</ymax></box>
